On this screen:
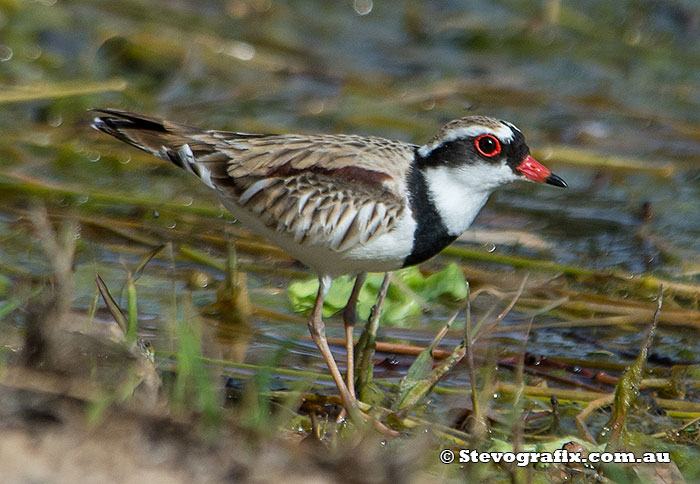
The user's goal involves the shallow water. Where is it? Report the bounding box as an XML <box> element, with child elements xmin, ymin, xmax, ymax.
<box><xmin>1</xmin><ymin>0</ymin><xmax>699</xmax><ymax>418</ymax></box>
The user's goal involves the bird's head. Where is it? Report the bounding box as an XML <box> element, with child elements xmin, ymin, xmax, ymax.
<box><xmin>416</xmin><ymin>116</ymin><xmax>567</xmax><ymax>190</ymax></box>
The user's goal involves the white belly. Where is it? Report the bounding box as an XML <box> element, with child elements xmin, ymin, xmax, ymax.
<box><xmin>219</xmin><ymin>197</ymin><xmax>416</xmax><ymax>278</ymax></box>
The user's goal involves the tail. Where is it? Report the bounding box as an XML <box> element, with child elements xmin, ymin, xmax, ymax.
<box><xmin>90</xmin><ymin>108</ymin><xmax>215</xmax><ymax>176</ymax></box>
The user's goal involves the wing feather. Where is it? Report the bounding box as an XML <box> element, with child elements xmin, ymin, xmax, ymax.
<box><xmin>91</xmin><ymin>110</ymin><xmax>408</xmax><ymax>253</ymax></box>
<box><xmin>238</xmin><ymin>172</ymin><xmax>402</xmax><ymax>252</ymax></box>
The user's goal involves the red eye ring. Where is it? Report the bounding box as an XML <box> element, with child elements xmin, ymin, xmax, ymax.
<box><xmin>474</xmin><ymin>134</ymin><xmax>501</xmax><ymax>157</ymax></box>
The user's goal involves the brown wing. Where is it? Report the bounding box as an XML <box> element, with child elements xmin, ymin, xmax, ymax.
<box><xmin>234</xmin><ymin>172</ymin><xmax>402</xmax><ymax>250</ymax></box>
<box><xmin>92</xmin><ymin>109</ymin><xmax>411</xmax><ymax>251</ymax></box>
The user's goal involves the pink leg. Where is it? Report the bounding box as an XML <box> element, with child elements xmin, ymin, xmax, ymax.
<box><xmin>308</xmin><ymin>276</ymin><xmax>355</xmax><ymax>411</ymax></box>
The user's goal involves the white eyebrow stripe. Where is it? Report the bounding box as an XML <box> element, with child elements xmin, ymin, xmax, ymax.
<box><xmin>501</xmin><ymin>120</ymin><xmax>519</xmax><ymax>133</ymax></box>
<box><xmin>417</xmin><ymin>124</ymin><xmax>515</xmax><ymax>158</ymax></box>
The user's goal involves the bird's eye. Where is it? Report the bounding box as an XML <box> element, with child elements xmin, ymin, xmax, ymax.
<box><xmin>474</xmin><ymin>135</ymin><xmax>501</xmax><ymax>157</ymax></box>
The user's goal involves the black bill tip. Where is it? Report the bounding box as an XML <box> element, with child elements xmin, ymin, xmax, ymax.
<box><xmin>545</xmin><ymin>173</ymin><xmax>568</xmax><ymax>188</ymax></box>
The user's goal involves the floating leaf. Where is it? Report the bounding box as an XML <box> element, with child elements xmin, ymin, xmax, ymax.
<box><xmin>288</xmin><ymin>263</ymin><xmax>467</xmax><ymax>323</ymax></box>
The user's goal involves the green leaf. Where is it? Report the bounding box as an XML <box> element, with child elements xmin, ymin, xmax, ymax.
<box><xmin>132</xmin><ymin>244</ymin><xmax>167</xmax><ymax>281</ymax></box>
<box><xmin>287</xmin><ymin>276</ymin><xmax>354</xmax><ymax>318</ymax></box>
<box><xmin>392</xmin><ymin>312</ymin><xmax>462</xmax><ymax>412</ymax></box>
<box><xmin>95</xmin><ymin>273</ymin><xmax>128</xmax><ymax>335</ymax></box>
<box><xmin>288</xmin><ymin>263</ymin><xmax>467</xmax><ymax>323</ymax></box>
<box><xmin>419</xmin><ymin>262</ymin><xmax>469</xmax><ymax>300</ymax></box>
<box><xmin>357</xmin><ymin>380</ymin><xmax>386</xmax><ymax>407</ymax></box>
<box><xmin>393</xmin><ymin>345</ymin><xmax>434</xmax><ymax>408</ymax></box>
<box><xmin>126</xmin><ymin>273</ymin><xmax>138</xmax><ymax>345</ymax></box>
<box><xmin>599</xmin><ymin>288</ymin><xmax>662</xmax><ymax>447</ymax></box>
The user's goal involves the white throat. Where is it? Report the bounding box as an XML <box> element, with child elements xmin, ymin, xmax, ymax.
<box><xmin>423</xmin><ymin>163</ymin><xmax>518</xmax><ymax>236</ymax></box>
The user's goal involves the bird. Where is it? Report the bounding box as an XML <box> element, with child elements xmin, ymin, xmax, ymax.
<box><xmin>91</xmin><ymin>108</ymin><xmax>567</xmax><ymax>417</ymax></box>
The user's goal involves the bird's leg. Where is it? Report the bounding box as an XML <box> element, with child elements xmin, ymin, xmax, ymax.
<box><xmin>308</xmin><ymin>275</ymin><xmax>356</xmax><ymax>412</ymax></box>
<box><xmin>342</xmin><ymin>272</ymin><xmax>367</xmax><ymax>400</ymax></box>
<box><xmin>312</xmin><ymin>275</ymin><xmax>399</xmax><ymax>437</ymax></box>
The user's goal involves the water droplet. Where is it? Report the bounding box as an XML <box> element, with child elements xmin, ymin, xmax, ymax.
<box><xmin>308</xmin><ymin>99</ymin><xmax>325</xmax><ymax>115</ymax></box>
<box><xmin>48</xmin><ymin>113</ymin><xmax>62</xmax><ymax>127</ymax></box>
<box><xmin>0</xmin><ymin>45</ymin><xmax>13</xmax><ymax>62</ymax></box>
<box><xmin>87</xmin><ymin>150</ymin><xmax>101</xmax><ymax>162</ymax></box>
<box><xmin>153</xmin><ymin>210</ymin><xmax>160</xmax><ymax>218</ymax></box>
<box><xmin>487</xmin><ymin>244</ymin><xmax>496</xmax><ymax>253</ymax></box>
<box><xmin>353</xmin><ymin>0</ymin><xmax>373</xmax><ymax>15</ymax></box>
<box><xmin>23</xmin><ymin>44</ymin><xmax>42</xmax><ymax>61</ymax></box>
<box><xmin>168</xmin><ymin>222</ymin><xmax>177</xmax><ymax>229</ymax></box>
<box><xmin>182</xmin><ymin>197</ymin><xmax>193</xmax><ymax>207</ymax></box>
<box><xmin>34</xmin><ymin>133</ymin><xmax>51</xmax><ymax>147</ymax></box>
<box><xmin>226</xmin><ymin>41</ymin><xmax>255</xmax><ymax>61</ymax></box>
<box><xmin>189</xmin><ymin>271</ymin><xmax>211</xmax><ymax>288</ymax></box>
<box><xmin>118</xmin><ymin>153</ymin><xmax>132</xmax><ymax>164</ymax></box>
<box><xmin>624</xmin><ymin>28</ymin><xmax>641</xmax><ymax>46</ymax></box>
<box><xmin>540</xmin><ymin>147</ymin><xmax>553</xmax><ymax>160</ymax></box>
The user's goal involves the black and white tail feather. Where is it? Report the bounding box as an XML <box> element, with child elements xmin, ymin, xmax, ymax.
<box><xmin>91</xmin><ymin>108</ymin><xmax>237</xmax><ymax>184</ymax></box>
